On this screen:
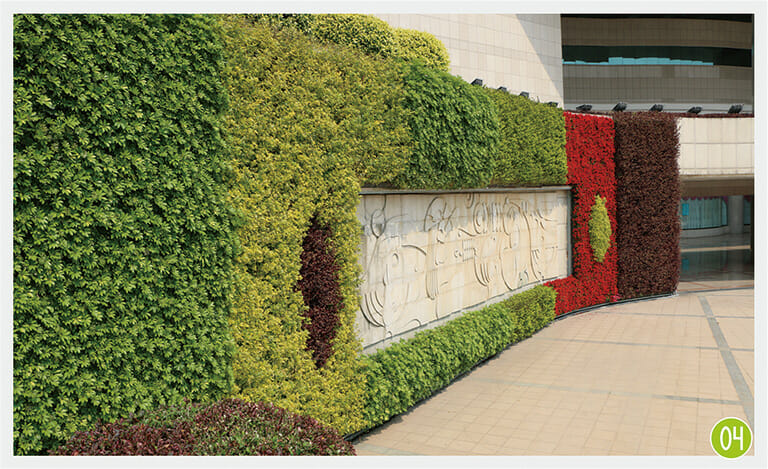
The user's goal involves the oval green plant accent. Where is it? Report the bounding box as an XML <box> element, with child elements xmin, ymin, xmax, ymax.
<box><xmin>589</xmin><ymin>194</ymin><xmax>611</xmax><ymax>263</ymax></box>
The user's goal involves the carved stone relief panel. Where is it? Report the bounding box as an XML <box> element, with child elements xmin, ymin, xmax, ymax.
<box><xmin>356</xmin><ymin>189</ymin><xmax>570</xmax><ymax>350</ymax></box>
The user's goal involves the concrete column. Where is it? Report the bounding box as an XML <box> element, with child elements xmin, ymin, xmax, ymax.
<box><xmin>727</xmin><ymin>195</ymin><xmax>744</xmax><ymax>234</ymax></box>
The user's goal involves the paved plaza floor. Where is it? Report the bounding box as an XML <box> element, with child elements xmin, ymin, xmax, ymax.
<box><xmin>352</xmin><ymin>234</ymin><xmax>756</xmax><ymax>457</ymax></box>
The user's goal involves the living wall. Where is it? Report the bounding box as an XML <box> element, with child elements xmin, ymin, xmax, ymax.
<box><xmin>613</xmin><ymin>113</ymin><xmax>681</xmax><ymax>298</ymax></box>
<box><xmin>13</xmin><ymin>14</ymin><xmax>238</xmax><ymax>454</ymax></box>
<box><xmin>483</xmin><ymin>88</ymin><xmax>567</xmax><ymax>186</ymax></box>
<box><xmin>394</xmin><ymin>62</ymin><xmax>500</xmax><ymax>189</ymax></box>
<box><xmin>219</xmin><ymin>15</ymin><xmax>412</xmax><ymax>435</ymax></box>
<box><xmin>545</xmin><ymin>112</ymin><xmax>618</xmax><ymax>316</ymax></box>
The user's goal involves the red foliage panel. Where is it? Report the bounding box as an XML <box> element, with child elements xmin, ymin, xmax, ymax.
<box><xmin>545</xmin><ymin>112</ymin><xmax>618</xmax><ymax>316</ymax></box>
<box><xmin>613</xmin><ymin>113</ymin><xmax>681</xmax><ymax>298</ymax></box>
<box><xmin>297</xmin><ymin>217</ymin><xmax>343</xmax><ymax>368</ymax></box>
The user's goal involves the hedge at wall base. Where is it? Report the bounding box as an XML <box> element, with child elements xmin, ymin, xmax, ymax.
<box><xmin>360</xmin><ymin>285</ymin><xmax>556</xmax><ymax>431</ymax></box>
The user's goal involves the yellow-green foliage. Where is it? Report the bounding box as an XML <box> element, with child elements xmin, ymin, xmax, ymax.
<box><xmin>392</xmin><ymin>28</ymin><xmax>450</xmax><ymax>71</ymax></box>
<box><xmin>589</xmin><ymin>195</ymin><xmax>611</xmax><ymax>262</ymax></box>
<box><xmin>249</xmin><ymin>14</ymin><xmax>451</xmax><ymax>71</ymax></box>
<box><xmin>219</xmin><ymin>15</ymin><xmax>412</xmax><ymax>434</ymax></box>
<box><xmin>311</xmin><ymin>14</ymin><xmax>396</xmax><ymax>56</ymax></box>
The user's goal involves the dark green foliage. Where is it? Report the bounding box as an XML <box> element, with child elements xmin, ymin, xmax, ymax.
<box><xmin>395</xmin><ymin>62</ymin><xmax>500</xmax><ymax>189</ymax></box>
<box><xmin>361</xmin><ymin>286</ymin><xmax>556</xmax><ymax>429</ymax></box>
<box><xmin>51</xmin><ymin>399</ymin><xmax>356</xmax><ymax>455</ymax></box>
<box><xmin>483</xmin><ymin>88</ymin><xmax>567</xmax><ymax>186</ymax></box>
<box><xmin>13</xmin><ymin>14</ymin><xmax>238</xmax><ymax>454</ymax></box>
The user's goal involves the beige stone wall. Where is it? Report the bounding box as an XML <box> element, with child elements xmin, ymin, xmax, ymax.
<box><xmin>374</xmin><ymin>14</ymin><xmax>564</xmax><ymax>105</ymax></box>
<box><xmin>678</xmin><ymin>117</ymin><xmax>754</xmax><ymax>176</ymax></box>
<box><xmin>356</xmin><ymin>188</ymin><xmax>570</xmax><ymax>352</ymax></box>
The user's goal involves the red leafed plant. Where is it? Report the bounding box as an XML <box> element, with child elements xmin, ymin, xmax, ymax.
<box><xmin>545</xmin><ymin>112</ymin><xmax>619</xmax><ymax>315</ymax></box>
<box><xmin>297</xmin><ymin>217</ymin><xmax>343</xmax><ymax>368</ymax></box>
<box><xmin>51</xmin><ymin>399</ymin><xmax>356</xmax><ymax>456</ymax></box>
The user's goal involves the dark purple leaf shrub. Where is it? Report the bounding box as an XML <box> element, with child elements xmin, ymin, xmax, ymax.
<box><xmin>613</xmin><ymin>112</ymin><xmax>681</xmax><ymax>298</ymax></box>
<box><xmin>297</xmin><ymin>217</ymin><xmax>343</xmax><ymax>368</ymax></box>
<box><xmin>51</xmin><ymin>399</ymin><xmax>356</xmax><ymax>456</ymax></box>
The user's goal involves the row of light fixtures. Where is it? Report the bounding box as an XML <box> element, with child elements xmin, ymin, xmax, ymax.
<box><xmin>471</xmin><ymin>78</ymin><xmax>559</xmax><ymax>108</ymax></box>
<box><xmin>576</xmin><ymin>102</ymin><xmax>744</xmax><ymax>114</ymax></box>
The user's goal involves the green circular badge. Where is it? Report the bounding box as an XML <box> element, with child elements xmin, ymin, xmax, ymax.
<box><xmin>710</xmin><ymin>417</ymin><xmax>752</xmax><ymax>458</ymax></box>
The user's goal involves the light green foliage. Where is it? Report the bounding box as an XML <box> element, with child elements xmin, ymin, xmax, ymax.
<box><xmin>247</xmin><ymin>14</ymin><xmax>451</xmax><ymax>71</ymax></box>
<box><xmin>13</xmin><ymin>14</ymin><xmax>238</xmax><ymax>454</ymax></box>
<box><xmin>392</xmin><ymin>28</ymin><xmax>450</xmax><ymax>71</ymax></box>
<box><xmin>309</xmin><ymin>14</ymin><xmax>397</xmax><ymax>56</ymax></box>
<box><xmin>589</xmin><ymin>195</ymin><xmax>612</xmax><ymax>262</ymax></box>
<box><xmin>361</xmin><ymin>286</ymin><xmax>556</xmax><ymax>429</ymax></box>
<box><xmin>483</xmin><ymin>88</ymin><xmax>567</xmax><ymax>186</ymax></box>
<box><xmin>395</xmin><ymin>62</ymin><xmax>500</xmax><ymax>189</ymax></box>
<box><xmin>220</xmin><ymin>15</ymin><xmax>412</xmax><ymax>435</ymax></box>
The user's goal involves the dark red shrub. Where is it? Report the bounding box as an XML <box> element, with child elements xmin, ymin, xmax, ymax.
<box><xmin>297</xmin><ymin>217</ymin><xmax>343</xmax><ymax>368</ymax></box>
<box><xmin>52</xmin><ymin>399</ymin><xmax>356</xmax><ymax>456</ymax></box>
<box><xmin>613</xmin><ymin>113</ymin><xmax>681</xmax><ymax>298</ymax></box>
<box><xmin>545</xmin><ymin>112</ymin><xmax>618</xmax><ymax>315</ymax></box>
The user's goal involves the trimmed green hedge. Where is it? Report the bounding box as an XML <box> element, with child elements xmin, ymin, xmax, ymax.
<box><xmin>220</xmin><ymin>16</ymin><xmax>412</xmax><ymax>435</ymax></box>
<box><xmin>13</xmin><ymin>14</ymin><xmax>238</xmax><ymax>455</ymax></box>
<box><xmin>483</xmin><ymin>88</ymin><xmax>567</xmax><ymax>186</ymax></box>
<box><xmin>394</xmin><ymin>62</ymin><xmax>500</xmax><ymax>189</ymax></box>
<box><xmin>361</xmin><ymin>285</ymin><xmax>556</xmax><ymax>429</ymax></box>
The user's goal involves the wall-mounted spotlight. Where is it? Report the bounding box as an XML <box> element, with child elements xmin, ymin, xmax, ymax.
<box><xmin>471</xmin><ymin>78</ymin><xmax>483</xmax><ymax>86</ymax></box>
<box><xmin>728</xmin><ymin>104</ymin><xmax>743</xmax><ymax>114</ymax></box>
<box><xmin>497</xmin><ymin>86</ymin><xmax>508</xmax><ymax>92</ymax></box>
<box><xmin>612</xmin><ymin>102</ymin><xmax>627</xmax><ymax>112</ymax></box>
<box><xmin>576</xmin><ymin>104</ymin><xmax>592</xmax><ymax>112</ymax></box>
<box><xmin>687</xmin><ymin>106</ymin><xmax>702</xmax><ymax>114</ymax></box>
<box><xmin>519</xmin><ymin>91</ymin><xmax>530</xmax><ymax>99</ymax></box>
<box><xmin>649</xmin><ymin>104</ymin><xmax>664</xmax><ymax>112</ymax></box>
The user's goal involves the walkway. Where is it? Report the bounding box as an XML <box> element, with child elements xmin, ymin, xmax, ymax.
<box><xmin>352</xmin><ymin>234</ymin><xmax>755</xmax><ymax>456</ymax></box>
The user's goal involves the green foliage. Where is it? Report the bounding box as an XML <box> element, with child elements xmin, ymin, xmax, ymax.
<box><xmin>307</xmin><ymin>14</ymin><xmax>397</xmax><ymax>57</ymax></box>
<box><xmin>13</xmin><ymin>14</ymin><xmax>238</xmax><ymax>454</ymax></box>
<box><xmin>394</xmin><ymin>62</ymin><xmax>500</xmax><ymax>189</ymax></box>
<box><xmin>589</xmin><ymin>195</ymin><xmax>612</xmax><ymax>263</ymax></box>
<box><xmin>361</xmin><ymin>286</ymin><xmax>556</xmax><ymax>429</ymax></box>
<box><xmin>220</xmin><ymin>15</ymin><xmax>412</xmax><ymax>435</ymax></box>
<box><xmin>483</xmin><ymin>88</ymin><xmax>567</xmax><ymax>186</ymax></box>
<box><xmin>392</xmin><ymin>28</ymin><xmax>450</xmax><ymax>71</ymax></box>
<box><xmin>249</xmin><ymin>14</ymin><xmax>450</xmax><ymax>72</ymax></box>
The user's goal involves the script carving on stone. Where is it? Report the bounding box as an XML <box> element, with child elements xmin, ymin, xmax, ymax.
<box><xmin>357</xmin><ymin>190</ymin><xmax>569</xmax><ymax>350</ymax></box>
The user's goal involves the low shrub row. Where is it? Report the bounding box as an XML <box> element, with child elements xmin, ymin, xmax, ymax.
<box><xmin>51</xmin><ymin>399</ymin><xmax>355</xmax><ymax>456</ymax></box>
<box><xmin>361</xmin><ymin>286</ymin><xmax>556</xmax><ymax>429</ymax></box>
